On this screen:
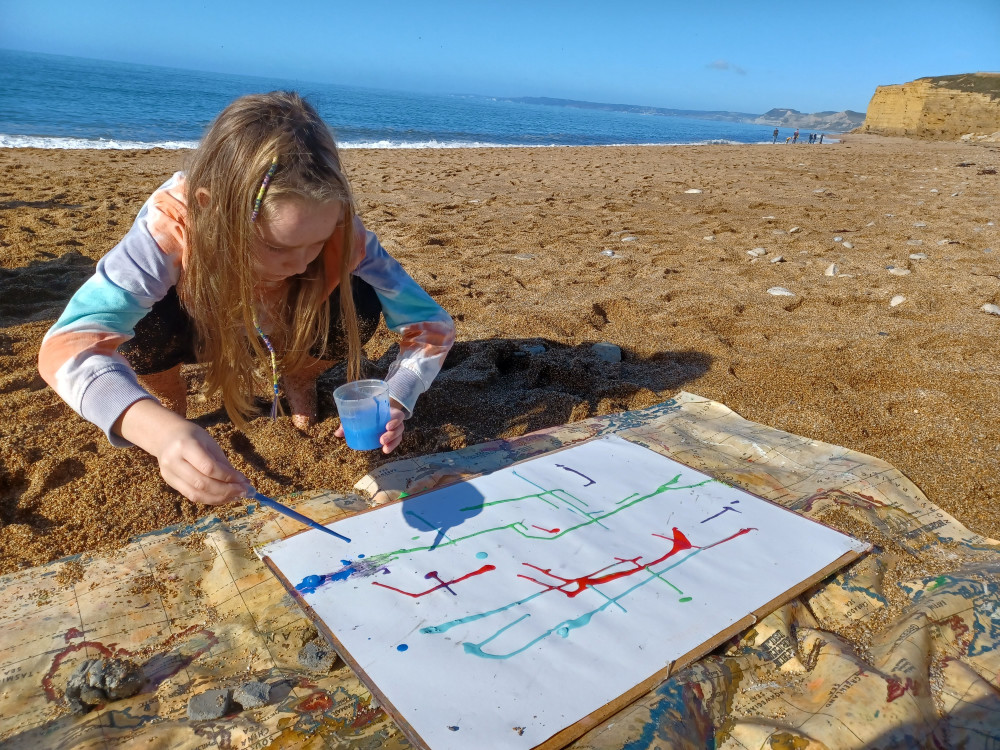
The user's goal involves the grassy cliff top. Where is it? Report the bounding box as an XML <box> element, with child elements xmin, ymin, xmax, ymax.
<box><xmin>919</xmin><ymin>73</ymin><xmax>1000</xmax><ymax>100</ymax></box>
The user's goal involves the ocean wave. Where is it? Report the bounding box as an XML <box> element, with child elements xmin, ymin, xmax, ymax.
<box><xmin>0</xmin><ymin>133</ymin><xmax>777</xmax><ymax>150</ymax></box>
<box><xmin>0</xmin><ymin>134</ymin><xmax>199</xmax><ymax>150</ymax></box>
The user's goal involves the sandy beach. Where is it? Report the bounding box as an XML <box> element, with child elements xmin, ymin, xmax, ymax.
<box><xmin>1</xmin><ymin>135</ymin><xmax>998</xmax><ymax>575</ymax></box>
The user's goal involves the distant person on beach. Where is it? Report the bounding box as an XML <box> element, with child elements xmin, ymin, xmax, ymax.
<box><xmin>819</xmin><ymin>134</ymin><xmax>824</xmax><ymax>144</ymax></box>
<box><xmin>793</xmin><ymin>129</ymin><xmax>800</xmax><ymax>144</ymax></box>
<box><xmin>38</xmin><ymin>92</ymin><xmax>455</xmax><ymax>505</ymax></box>
<box><xmin>772</xmin><ymin>128</ymin><xmax>779</xmax><ymax>144</ymax></box>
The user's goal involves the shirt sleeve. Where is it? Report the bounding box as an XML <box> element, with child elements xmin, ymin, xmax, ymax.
<box><xmin>38</xmin><ymin>174</ymin><xmax>186</xmax><ymax>446</ymax></box>
<box><xmin>351</xmin><ymin>228</ymin><xmax>455</xmax><ymax>418</ymax></box>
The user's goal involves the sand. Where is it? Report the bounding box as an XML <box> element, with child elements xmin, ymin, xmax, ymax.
<box><xmin>1</xmin><ymin>135</ymin><xmax>998</xmax><ymax>575</ymax></box>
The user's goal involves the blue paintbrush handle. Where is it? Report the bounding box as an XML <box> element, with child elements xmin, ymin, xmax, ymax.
<box><xmin>253</xmin><ymin>492</ymin><xmax>352</xmax><ymax>543</ymax></box>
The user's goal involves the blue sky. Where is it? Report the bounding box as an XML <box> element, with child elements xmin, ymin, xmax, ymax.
<box><xmin>2</xmin><ymin>0</ymin><xmax>998</xmax><ymax>114</ymax></box>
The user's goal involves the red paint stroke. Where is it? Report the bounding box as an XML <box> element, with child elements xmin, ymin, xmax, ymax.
<box><xmin>886</xmin><ymin>676</ymin><xmax>916</xmax><ymax>702</ymax></box>
<box><xmin>64</xmin><ymin>627</ymin><xmax>84</xmax><ymax>642</ymax></box>
<box><xmin>372</xmin><ymin>564</ymin><xmax>496</xmax><ymax>598</ymax></box>
<box><xmin>298</xmin><ymin>690</ymin><xmax>334</xmax><ymax>712</ymax></box>
<box><xmin>531</xmin><ymin>525</ymin><xmax>561</xmax><ymax>534</ymax></box>
<box><xmin>41</xmin><ymin>624</ymin><xmax>218</xmax><ymax>702</ymax></box>
<box><xmin>519</xmin><ymin>527</ymin><xmax>756</xmax><ymax>598</ymax></box>
<box><xmin>350</xmin><ymin>700</ymin><xmax>386</xmax><ymax>729</ymax></box>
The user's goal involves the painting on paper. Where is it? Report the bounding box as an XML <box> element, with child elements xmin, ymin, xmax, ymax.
<box><xmin>260</xmin><ymin>435</ymin><xmax>868</xmax><ymax>749</ymax></box>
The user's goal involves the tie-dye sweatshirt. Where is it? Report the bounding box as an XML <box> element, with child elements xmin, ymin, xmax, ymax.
<box><xmin>38</xmin><ymin>172</ymin><xmax>455</xmax><ymax>447</ymax></box>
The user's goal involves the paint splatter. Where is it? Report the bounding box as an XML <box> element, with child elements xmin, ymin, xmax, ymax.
<box><xmin>397</xmin><ymin>644</ymin><xmax>408</xmax><ymax>652</ymax></box>
<box><xmin>373</xmin><ymin>564</ymin><xmax>496</xmax><ymax>598</ymax></box>
<box><xmin>475</xmin><ymin>551</ymin><xmax>488</xmax><ymax>559</ymax></box>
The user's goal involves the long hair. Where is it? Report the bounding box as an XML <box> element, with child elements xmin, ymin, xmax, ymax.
<box><xmin>182</xmin><ymin>91</ymin><xmax>362</xmax><ymax>429</ymax></box>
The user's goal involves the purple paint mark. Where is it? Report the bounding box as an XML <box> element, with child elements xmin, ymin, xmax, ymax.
<box><xmin>555</xmin><ymin>463</ymin><xmax>596</xmax><ymax>486</ymax></box>
<box><xmin>700</xmin><ymin>500</ymin><xmax>741</xmax><ymax>524</ymax></box>
<box><xmin>425</xmin><ymin>570</ymin><xmax>457</xmax><ymax>595</ymax></box>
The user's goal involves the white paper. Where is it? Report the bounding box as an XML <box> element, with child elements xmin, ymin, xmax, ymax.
<box><xmin>261</xmin><ymin>435</ymin><xmax>867</xmax><ymax>749</ymax></box>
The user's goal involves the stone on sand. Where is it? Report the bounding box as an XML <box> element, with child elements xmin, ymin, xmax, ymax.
<box><xmin>591</xmin><ymin>342</ymin><xmax>622</xmax><ymax>363</ymax></box>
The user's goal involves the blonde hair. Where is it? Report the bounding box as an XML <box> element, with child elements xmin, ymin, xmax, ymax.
<box><xmin>183</xmin><ymin>91</ymin><xmax>362</xmax><ymax>429</ymax></box>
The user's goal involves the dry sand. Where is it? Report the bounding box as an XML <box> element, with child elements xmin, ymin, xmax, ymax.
<box><xmin>1</xmin><ymin>135</ymin><xmax>998</xmax><ymax>575</ymax></box>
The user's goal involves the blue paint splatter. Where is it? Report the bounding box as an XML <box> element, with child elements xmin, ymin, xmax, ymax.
<box><xmin>357</xmin><ymin>553</ymin><xmax>366</xmax><ymax>558</ymax></box>
<box><xmin>475</xmin><ymin>551</ymin><xmax>488</xmax><ymax>559</ymax></box>
<box><xmin>397</xmin><ymin>644</ymin><xmax>408</xmax><ymax>652</ymax></box>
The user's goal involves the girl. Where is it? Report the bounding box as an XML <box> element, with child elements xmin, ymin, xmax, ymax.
<box><xmin>38</xmin><ymin>92</ymin><xmax>455</xmax><ymax>506</ymax></box>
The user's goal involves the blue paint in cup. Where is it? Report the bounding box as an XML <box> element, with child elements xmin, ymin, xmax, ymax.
<box><xmin>333</xmin><ymin>379</ymin><xmax>390</xmax><ymax>451</ymax></box>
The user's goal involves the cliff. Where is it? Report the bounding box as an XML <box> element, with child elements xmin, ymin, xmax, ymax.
<box><xmin>860</xmin><ymin>73</ymin><xmax>1000</xmax><ymax>139</ymax></box>
<box><xmin>752</xmin><ymin>108</ymin><xmax>865</xmax><ymax>130</ymax></box>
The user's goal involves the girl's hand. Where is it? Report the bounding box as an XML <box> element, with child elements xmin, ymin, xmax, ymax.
<box><xmin>116</xmin><ymin>399</ymin><xmax>251</xmax><ymax>505</ymax></box>
<box><xmin>335</xmin><ymin>399</ymin><xmax>407</xmax><ymax>454</ymax></box>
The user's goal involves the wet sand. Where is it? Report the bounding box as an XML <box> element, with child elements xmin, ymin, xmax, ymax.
<box><xmin>1</xmin><ymin>135</ymin><xmax>998</xmax><ymax>574</ymax></box>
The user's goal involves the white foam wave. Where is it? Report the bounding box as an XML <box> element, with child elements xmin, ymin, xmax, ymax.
<box><xmin>0</xmin><ymin>134</ymin><xmax>780</xmax><ymax>150</ymax></box>
<box><xmin>0</xmin><ymin>134</ymin><xmax>198</xmax><ymax>150</ymax></box>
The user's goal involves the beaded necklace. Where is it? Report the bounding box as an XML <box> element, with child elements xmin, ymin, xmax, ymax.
<box><xmin>251</xmin><ymin>157</ymin><xmax>281</xmax><ymax>419</ymax></box>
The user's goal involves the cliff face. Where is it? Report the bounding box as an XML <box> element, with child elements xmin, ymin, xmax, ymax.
<box><xmin>861</xmin><ymin>73</ymin><xmax>1000</xmax><ymax>139</ymax></box>
<box><xmin>752</xmin><ymin>109</ymin><xmax>865</xmax><ymax>130</ymax></box>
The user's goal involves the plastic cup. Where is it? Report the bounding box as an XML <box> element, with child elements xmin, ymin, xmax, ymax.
<box><xmin>333</xmin><ymin>379</ymin><xmax>390</xmax><ymax>451</ymax></box>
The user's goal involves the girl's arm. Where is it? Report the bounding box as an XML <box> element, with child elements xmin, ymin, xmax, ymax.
<box><xmin>116</xmin><ymin>399</ymin><xmax>250</xmax><ymax>505</ymax></box>
<box><xmin>38</xmin><ymin>174</ymin><xmax>249</xmax><ymax>503</ymax></box>
<box><xmin>351</xmin><ymin>228</ymin><xmax>456</xmax><ymax>417</ymax></box>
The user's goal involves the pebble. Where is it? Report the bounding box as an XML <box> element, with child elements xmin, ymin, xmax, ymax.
<box><xmin>907</xmin><ymin>240</ymin><xmax>923</xmax><ymax>246</ymax></box>
<box><xmin>770</xmin><ymin>255</ymin><xmax>785</xmax><ymax>263</ymax></box>
<box><xmin>600</xmin><ymin>249</ymin><xmax>620</xmax><ymax>258</ymax></box>
<box><xmin>620</xmin><ymin>236</ymin><xmax>637</xmax><ymax>242</ymax></box>
<box><xmin>909</xmin><ymin>253</ymin><xmax>928</xmax><ymax>260</ymax></box>
<box><xmin>747</xmin><ymin>248</ymin><xmax>768</xmax><ymax>257</ymax></box>
<box><xmin>890</xmin><ymin>295</ymin><xmax>906</xmax><ymax>307</ymax></box>
<box><xmin>233</xmin><ymin>681</ymin><xmax>271</xmax><ymax>709</ymax></box>
<box><xmin>772</xmin><ymin>229</ymin><xmax>786</xmax><ymax>235</ymax></box>
<box><xmin>298</xmin><ymin>637</ymin><xmax>339</xmax><ymax>673</ymax></box>
<box><xmin>983</xmin><ymin>304</ymin><xmax>1000</xmax><ymax>316</ymax></box>
<box><xmin>591</xmin><ymin>342</ymin><xmax>622</xmax><ymax>363</ymax></box>
<box><xmin>936</xmin><ymin>239</ymin><xmax>950</xmax><ymax>245</ymax></box>
<box><xmin>187</xmin><ymin>689</ymin><xmax>233</xmax><ymax>721</ymax></box>
<box><xmin>824</xmin><ymin>263</ymin><xmax>838</xmax><ymax>276</ymax></box>
<box><xmin>767</xmin><ymin>286</ymin><xmax>795</xmax><ymax>296</ymax></box>
<box><xmin>930</xmin><ymin>188</ymin><xmax>939</xmax><ymax>193</ymax></box>
<box><xmin>866</xmin><ymin>221</ymin><xmax>876</xmax><ymax>227</ymax></box>
<box><xmin>513</xmin><ymin>253</ymin><xmax>536</xmax><ymax>260</ymax></box>
<box><xmin>888</xmin><ymin>267</ymin><xmax>911</xmax><ymax>276</ymax></box>
<box><xmin>65</xmin><ymin>658</ymin><xmax>144</xmax><ymax>714</ymax></box>
<box><xmin>684</xmin><ymin>189</ymin><xmax>702</xmax><ymax>194</ymax></box>
<box><xmin>761</xmin><ymin>216</ymin><xmax>775</xmax><ymax>220</ymax></box>
<box><xmin>813</xmin><ymin>189</ymin><xmax>825</xmax><ymax>193</ymax></box>
<box><xmin>789</xmin><ymin>226</ymin><xmax>801</xmax><ymax>233</ymax></box>
<box><xmin>842</xmin><ymin>241</ymin><xmax>854</xmax><ymax>249</ymax></box>
<box><xmin>703</xmin><ymin>235</ymin><xmax>715</xmax><ymax>241</ymax></box>
<box><xmin>834</xmin><ymin>236</ymin><xmax>843</xmax><ymax>242</ymax></box>
<box><xmin>914</xmin><ymin>222</ymin><xmax>927</xmax><ymax>227</ymax></box>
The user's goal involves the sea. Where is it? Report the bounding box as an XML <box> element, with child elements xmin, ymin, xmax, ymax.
<box><xmin>1</xmin><ymin>48</ymin><xmax>781</xmax><ymax>150</ymax></box>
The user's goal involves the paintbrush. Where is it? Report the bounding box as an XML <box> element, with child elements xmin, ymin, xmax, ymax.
<box><xmin>252</xmin><ymin>491</ymin><xmax>352</xmax><ymax>543</ymax></box>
